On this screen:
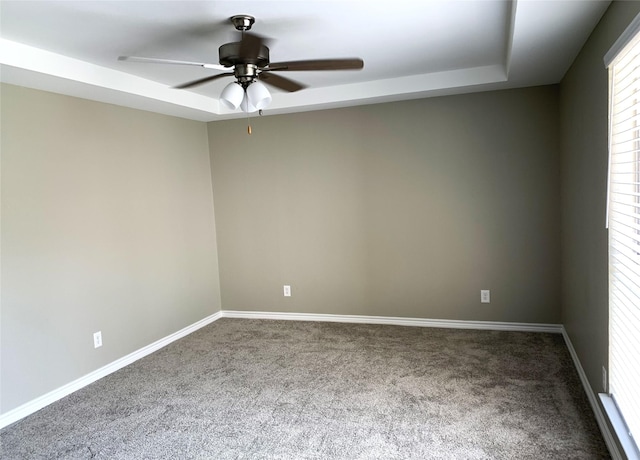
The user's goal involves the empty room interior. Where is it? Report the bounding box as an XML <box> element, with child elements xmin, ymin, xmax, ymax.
<box><xmin>1</xmin><ymin>1</ymin><xmax>640</xmax><ymax>458</ymax></box>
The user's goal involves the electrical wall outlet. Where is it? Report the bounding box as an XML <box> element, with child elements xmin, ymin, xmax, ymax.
<box><xmin>480</xmin><ymin>290</ymin><xmax>491</xmax><ymax>303</ymax></box>
<box><xmin>283</xmin><ymin>285</ymin><xmax>291</xmax><ymax>297</ymax></box>
<box><xmin>93</xmin><ymin>331</ymin><xmax>102</xmax><ymax>348</ymax></box>
<box><xmin>602</xmin><ymin>366</ymin><xmax>607</xmax><ymax>393</ymax></box>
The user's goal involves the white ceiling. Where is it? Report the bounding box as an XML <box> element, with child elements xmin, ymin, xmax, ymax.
<box><xmin>0</xmin><ymin>0</ymin><xmax>610</xmax><ymax>122</ymax></box>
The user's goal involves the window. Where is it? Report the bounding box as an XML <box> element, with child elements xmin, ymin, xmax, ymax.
<box><xmin>603</xmin><ymin>13</ymin><xmax>640</xmax><ymax>460</ymax></box>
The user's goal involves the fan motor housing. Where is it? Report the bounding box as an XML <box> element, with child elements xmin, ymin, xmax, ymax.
<box><xmin>219</xmin><ymin>42</ymin><xmax>270</xmax><ymax>68</ymax></box>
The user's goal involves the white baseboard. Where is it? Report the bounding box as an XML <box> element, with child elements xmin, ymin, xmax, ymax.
<box><xmin>221</xmin><ymin>310</ymin><xmax>564</xmax><ymax>333</ymax></box>
<box><xmin>561</xmin><ymin>327</ymin><xmax>622</xmax><ymax>460</ymax></box>
<box><xmin>0</xmin><ymin>310</ymin><xmax>563</xmax><ymax>430</ymax></box>
<box><xmin>0</xmin><ymin>311</ymin><xmax>223</xmax><ymax>430</ymax></box>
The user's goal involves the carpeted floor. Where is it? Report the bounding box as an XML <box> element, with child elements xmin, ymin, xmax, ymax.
<box><xmin>1</xmin><ymin>319</ymin><xmax>609</xmax><ymax>459</ymax></box>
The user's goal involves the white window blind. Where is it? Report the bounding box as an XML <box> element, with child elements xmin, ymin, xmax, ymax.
<box><xmin>607</xmin><ymin>19</ymin><xmax>640</xmax><ymax>459</ymax></box>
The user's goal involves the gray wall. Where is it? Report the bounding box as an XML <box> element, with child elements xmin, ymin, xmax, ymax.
<box><xmin>0</xmin><ymin>84</ymin><xmax>222</xmax><ymax>413</ymax></box>
<box><xmin>209</xmin><ymin>86</ymin><xmax>561</xmax><ymax>323</ymax></box>
<box><xmin>560</xmin><ymin>0</ymin><xmax>640</xmax><ymax>433</ymax></box>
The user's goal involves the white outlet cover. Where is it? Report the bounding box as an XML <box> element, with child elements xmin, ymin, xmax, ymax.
<box><xmin>283</xmin><ymin>285</ymin><xmax>291</xmax><ymax>297</ymax></box>
<box><xmin>481</xmin><ymin>290</ymin><xmax>491</xmax><ymax>303</ymax></box>
<box><xmin>93</xmin><ymin>331</ymin><xmax>102</xmax><ymax>348</ymax></box>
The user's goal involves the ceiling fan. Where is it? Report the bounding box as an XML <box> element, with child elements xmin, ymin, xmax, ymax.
<box><xmin>119</xmin><ymin>14</ymin><xmax>364</xmax><ymax>113</ymax></box>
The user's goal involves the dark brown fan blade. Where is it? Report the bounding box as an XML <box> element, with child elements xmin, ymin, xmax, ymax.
<box><xmin>267</xmin><ymin>58</ymin><xmax>364</xmax><ymax>71</ymax></box>
<box><xmin>118</xmin><ymin>55</ymin><xmax>228</xmax><ymax>71</ymax></box>
<box><xmin>260</xmin><ymin>72</ymin><xmax>306</xmax><ymax>92</ymax></box>
<box><xmin>239</xmin><ymin>32</ymin><xmax>266</xmax><ymax>61</ymax></box>
<box><xmin>173</xmin><ymin>72</ymin><xmax>234</xmax><ymax>89</ymax></box>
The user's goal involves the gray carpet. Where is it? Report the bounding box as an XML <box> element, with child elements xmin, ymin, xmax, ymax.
<box><xmin>1</xmin><ymin>318</ymin><xmax>609</xmax><ymax>459</ymax></box>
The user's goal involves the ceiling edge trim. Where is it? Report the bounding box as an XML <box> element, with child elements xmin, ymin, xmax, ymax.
<box><xmin>0</xmin><ymin>38</ymin><xmax>220</xmax><ymax>114</ymax></box>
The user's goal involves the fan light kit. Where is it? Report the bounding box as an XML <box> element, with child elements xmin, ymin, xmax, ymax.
<box><xmin>119</xmin><ymin>14</ymin><xmax>364</xmax><ymax>124</ymax></box>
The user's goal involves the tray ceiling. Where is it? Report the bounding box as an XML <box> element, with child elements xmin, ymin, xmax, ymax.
<box><xmin>0</xmin><ymin>1</ymin><xmax>611</xmax><ymax>121</ymax></box>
